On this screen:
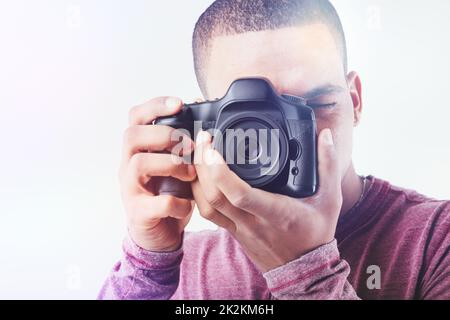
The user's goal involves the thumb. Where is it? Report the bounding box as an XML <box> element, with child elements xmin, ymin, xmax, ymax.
<box><xmin>317</xmin><ymin>128</ymin><xmax>341</xmax><ymax>197</ymax></box>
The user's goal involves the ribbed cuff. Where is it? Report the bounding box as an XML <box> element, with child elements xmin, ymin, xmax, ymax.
<box><xmin>263</xmin><ymin>240</ymin><xmax>341</xmax><ymax>295</ymax></box>
<box><xmin>122</xmin><ymin>234</ymin><xmax>184</xmax><ymax>270</ymax></box>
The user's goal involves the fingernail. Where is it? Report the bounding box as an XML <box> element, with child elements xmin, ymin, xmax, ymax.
<box><xmin>196</xmin><ymin>130</ymin><xmax>211</xmax><ymax>146</ymax></box>
<box><xmin>165</xmin><ymin>97</ymin><xmax>182</xmax><ymax>110</ymax></box>
<box><xmin>323</xmin><ymin>129</ymin><xmax>334</xmax><ymax>146</ymax></box>
<box><xmin>188</xmin><ymin>165</ymin><xmax>197</xmax><ymax>177</ymax></box>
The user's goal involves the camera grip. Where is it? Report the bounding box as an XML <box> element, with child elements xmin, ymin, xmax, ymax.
<box><xmin>287</xmin><ymin>119</ymin><xmax>318</xmax><ymax>197</ymax></box>
<box><xmin>154</xmin><ymin>176</ymin><xmax>193</xmax><ymax>200</ymax></box>
<box><xmin>153</xmin><ymin>112</ymin><xmax>194</xmax><ymax>200</ymax></box>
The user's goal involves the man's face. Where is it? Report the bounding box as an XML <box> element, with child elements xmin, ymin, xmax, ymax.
<box><xmin>203</xmin><ymin>24</ymin><xmax>362</xmax><ymax>180</ymax></box>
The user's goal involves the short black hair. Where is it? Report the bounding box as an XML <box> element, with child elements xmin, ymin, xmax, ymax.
<box><xmin>192</xmin><ymin>0</ymin><xmax>347</xmax><ymax>97</ymax></box>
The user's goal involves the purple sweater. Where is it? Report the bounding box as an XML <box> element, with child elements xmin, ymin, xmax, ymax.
<box><xmin>98</xmin><ymin>177</ymin><xmax>450</xmax><ymax>300</ymax></box>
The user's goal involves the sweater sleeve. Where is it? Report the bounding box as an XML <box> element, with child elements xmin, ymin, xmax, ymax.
<box><xmin>263</xmin><ymin>240</ymin><xmax>360</xmax><ymax>300</ymax></box>
<box><xmin>97</xmin><ymin>234</ymin><xmax>183</xmax><ymax>300</ymax></box>
<box><xmin>418</xmin><ymin>202</ymin><xmax>450</xmax><ymax>300</ymax></box>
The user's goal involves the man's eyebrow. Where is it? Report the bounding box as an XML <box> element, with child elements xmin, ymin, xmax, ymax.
<box><xmin>302</xmin><ymin>84</ymin><xmax>345</xmax><ymax>99</ymax></box>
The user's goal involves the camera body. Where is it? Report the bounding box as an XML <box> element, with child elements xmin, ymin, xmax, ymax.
<box><xmin>155</xmin><ymin>78</ymin><xmax>318</xmax><ymax>199</ymax></box>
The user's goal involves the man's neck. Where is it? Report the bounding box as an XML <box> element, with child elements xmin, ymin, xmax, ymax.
<box><xmin>340</xmin><ymin>163</ymin><xmax>364</xmax><ymax>216</ymax></box>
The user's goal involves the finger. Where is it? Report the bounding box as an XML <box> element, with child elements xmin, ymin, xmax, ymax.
<box><xmin>129</xmin><ymin>96</ymin><xmax>183</xmax><ymax>125</ymax></box>
<box><xmin>191</xmin><ymin>180</ymin><xmax>236</xmax><ymax>233</ymax></box>
<box><xmin>123</xmin><ymin>125</ymin><xmax>194</xmax><ymax>159</ymax></box>
<box><xmin>194</xmin><ymin>131</ymin><xmax>251</xmax><ymax>224</ymax></box>
<box><xmin>177</xmin><ymin>209</ymin><xmax>194</xmax><ymax>233</ymax></box>
<box><xmin>195</xmin><ymin>131</ymin><xmax>305</xmax><ymax>220</ymax></box>
<box><xmin>128</xmin><ymin>153</ymin><xmax>197</xmax><ymax>189</ymax></box>
<box><xmin>131</xmin><ymin>194</ymin><xmax>194</xmax><ymax>221</ymax></box>
<box><xmin>316</xmin><ymin>128</ymin><xmax>341</xmax><ymax>197</ymax></box>
<box><xmin>210</xmin><ymin>154</ymin><xmax>293</xmax><ymax>219</ymax></box>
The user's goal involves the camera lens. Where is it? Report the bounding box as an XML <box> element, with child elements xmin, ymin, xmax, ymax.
<box><xmin>237</xmin><ymin>136</ymin><xmax>262</xmax><ymax>163</ymax></box>
<box><xmin>215</xmin><ymin>112</ymin><xmax>288</xmax><ymax>188</ymax></box>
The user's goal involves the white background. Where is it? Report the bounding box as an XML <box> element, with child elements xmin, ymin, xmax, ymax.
<box><xmin>0</xmin><ymin>0</ymin><xmax>449</xmax><ymax>299</ymax></box>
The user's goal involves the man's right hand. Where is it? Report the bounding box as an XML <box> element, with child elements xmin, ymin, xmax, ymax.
<box><xmin>120</xmin><ymin>97</ymin><xmax>197</xmax><ymax>252</ymax></box>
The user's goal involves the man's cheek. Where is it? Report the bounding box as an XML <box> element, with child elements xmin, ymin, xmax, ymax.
<box><xmin>334</xmin><ymin>124</ymin><xmax>355</xmax><ymax>174</ymax></box>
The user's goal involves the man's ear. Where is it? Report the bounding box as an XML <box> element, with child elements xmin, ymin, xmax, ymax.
<box><xmin>346</xmin><ymin>71</ymin><xmax>363</xmax><ymax>127</ymax></box>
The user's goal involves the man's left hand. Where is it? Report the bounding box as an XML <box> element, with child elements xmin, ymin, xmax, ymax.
<box><xmin>192</xmin><ymin>128</ymin><xmax>343</xmax><ymax>273</ymax></box>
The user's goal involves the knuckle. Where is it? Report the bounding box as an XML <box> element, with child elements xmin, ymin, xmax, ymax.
<box><xmin>123</xmin><ymin>126</ymin><xmax>138</xmax><ymax>147</ymax></box>
<box><xmin>125</xmin><ymin>200</ymin><xmax>142</xmax><ymax>223</ymax></box>
<box><xmin>205</xmin><ymin>190</ymin><xmax>227</xmax><ymax>209</ymax></box>
<box><xmin>129</xmin><ymin>154</ymin><xmax>146</xmax><ymax>178</ymax></box>
<box><xmin>279</xmin><ymin>217</ymin><xmax>297</xmax><ymax>233</ymax></box>
<box><xmin>199</xmin><ymin>206</ymin><xmax>217</xmax><ymax>220</ymax></box>
<box><xmin>160</xmin><ymin>196</ymin><xmax>177</xmax><ymax>213</ymax></box>
<box><xmin>128</xmin><ymin>105</ymin><xmax>140</xmax><ymax>124</ymax></box>
<box><xmin>120</xmin><ymin>166</ymin><xmax>139</xmax><ymax>192</ymax></box>
<box><xmin>126</xmin><ymin>209</ymin><xmax>140</xmax><ymax>227</ymax></box>
<box><xmin>230</xmin><ymin>192</ymin><xmax>251</xmax><ymax>209</ymax></box>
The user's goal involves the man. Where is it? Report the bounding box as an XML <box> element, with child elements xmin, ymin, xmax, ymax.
<box><xmin>99</xmin><ymin>0</ymin><xmax>450</xmax><ymax>300</ymax></box>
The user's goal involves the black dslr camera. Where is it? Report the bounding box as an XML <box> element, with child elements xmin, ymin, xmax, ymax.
<box><xmin>155</xmin><ymin>78</ymin><xmax>317</xmax><ymax>199</ymax></box>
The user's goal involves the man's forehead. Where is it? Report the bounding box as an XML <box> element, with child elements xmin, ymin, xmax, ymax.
<box><xmin>205</xmin><ymin>24</ymin><xmax>344</xmax><ymax>98</ymax></box>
